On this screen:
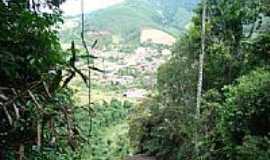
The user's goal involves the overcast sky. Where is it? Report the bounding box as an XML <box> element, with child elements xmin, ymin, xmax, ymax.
<box><xmin>61</xmin><ymin>0</ymin><xmax>125</xmax><ymax>15</ymax></box>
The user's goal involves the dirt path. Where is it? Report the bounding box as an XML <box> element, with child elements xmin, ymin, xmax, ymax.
<box><xmin>126</xmin><ymin>154</ymin><xmax>156</xmax><ymax>160</ymax></box>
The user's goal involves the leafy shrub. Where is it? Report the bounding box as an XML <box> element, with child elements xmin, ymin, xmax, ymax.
<box><xmin>129</xmin><ymin>96</ymin><xmax>197</xmax><ymax>160</ymax></box>
<box><xmin>78</xmin><ymin>99</ymin><xmax>134</xmax><ymax>160</ymax></box>
<box><xmin>0</xmin><ymin>1</ymin><xmax>85</xmax><ymax>159</ymax></box>
<box><xmin>201</xmin><ymin>69</ymin><xmax>270</xmax><ymax>160</ymax></box>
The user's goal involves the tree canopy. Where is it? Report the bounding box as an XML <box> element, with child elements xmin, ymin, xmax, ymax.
<box><xmin>129</xmin><ymin>0</ymin><xmax>270</xmax><ymax>159</ymax></box>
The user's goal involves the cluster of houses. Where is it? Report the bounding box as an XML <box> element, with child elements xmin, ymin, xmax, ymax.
<box><xmin>91</xmin><ymin>47</ymin><xmax>171</xmax><ymax>99</ymax></box>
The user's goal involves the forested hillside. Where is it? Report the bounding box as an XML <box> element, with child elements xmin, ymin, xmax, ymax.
<box><xmin>1</xmin><ymin>0</ymin><xmax>270</xmax><ymax>160</ymax></box>
<box><xmin>60</xmin><ymin>0</ymin><xmax>198</xmax><ymax>51</ymax></box>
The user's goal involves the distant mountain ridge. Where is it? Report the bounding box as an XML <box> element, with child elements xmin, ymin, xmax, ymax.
<box><xmin>60</xmin><ymin>0</ymin><xmax>198</xmax><ymax>51</ymax></box>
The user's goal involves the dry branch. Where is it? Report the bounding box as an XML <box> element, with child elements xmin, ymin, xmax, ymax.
<box><xmin>3</xmin><ymin>81</ymin><xmax>42</xmax><ymax>107</ymax></box>
<box><xmin>11</xmin><ymin>88</ymin><xmax>18</xmax><ymax>96</ymax></box>
<box><xmin>43</xmin><ymin>81</ymin><xmax>52</xmax><ymax>98</ymax></box>
<box><xmin>13</xmin><ymin>103</ymin><xmax>20</xmax><ymax>120</ymax></box>
<box><xmin>3</xmin><ymin>105</ymin><xmax>13</xmax><ymax>126</ymax></box>
<box><xmin>37</xmin><ymin>121</ymin><xmax>42</xmax><ymax>150</ymax></box>
<box><xmin>0</xmin><ymin>94</ymin><xmax>8</xmax><ymax>101</ymax></box>
<box><xmin>28</xmin><ymin>90</ymin><xmax>42</xmax><ymax>110</ymax></box>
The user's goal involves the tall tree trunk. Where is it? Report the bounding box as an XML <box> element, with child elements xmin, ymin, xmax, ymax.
<box><xmin>195</xmin><ymin>0</ymin><xmax>207</xmax><ymax>155</ymax></box>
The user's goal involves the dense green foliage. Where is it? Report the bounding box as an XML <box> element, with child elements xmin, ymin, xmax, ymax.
<box><xmin>218</xmin><ymin>69</ymin><xmax>270</xmax><ymax>159</ymax></box>
<box><xmin>77</xmin><ymin>99</ymin><xmax>133</xmax><ymax>160</ymax></box>
<box><xmin>2</xmin><ymin>0</ymin><xmax>270</xmax><ymax>159</ymax></box>
<box><xmin>129</xmin><ymin>28</ymin><xmax>200</xmax><ymax>159</ymax></box>
<box><xmin>0</xmin><ymin>0</ymin><xmax>64</xmax><ymax>84</ymax></box>
<box><xmin>129</xmin><ymin>0</ymin><xmax>270</xmax><ymax>159</ymax></box>
<box><xmin>0</xmin><ymin>1</ymin><xmax>86</xmax><ymax>159</ymax></box>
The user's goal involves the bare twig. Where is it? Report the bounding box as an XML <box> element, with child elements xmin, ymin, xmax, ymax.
<box><xmin>11</xmin><ymin>88</ymin><xmax>18</xmax><ymax>96</ymax></box>
<box><xmin>0</xmin><ymin>93</ymin><xmax>8</xmax><ymax>101</ymax></box>
<box><xmin>43</xmin><ymin>81</ymin><xmax>52</xmax><ymax>98</ymax></box>
<box><xmin>3</xmin><ymin>81</ymin><xmax>42</xmax><ymax>107</ymax></box>
<box><xmin>37</xmin><ymin>121</ymin><xmax>42</xmax><ymax>150</ymax></box>
<box><xmin>3</xmin><ymin>106</ymin><xmax>13</xmax><ymax>126</ymax></box>
<box><xmin>0</xmin><ymin>87</ymin><xmax>9</xmax><ymax>90</ymax></box>
<box><xmin>10</xmin><ymin>89</ymin><xmax>21</xmax><ymax>120</ymax></box>
<box><xmin>28</xmin><ymin>90</ymin><xmax>42</xmax><ymax>110</ymax></box>
<box><xmin>13</xmin><ymin>103</ymin><xmax>20</xmax><ymax>120</ymax></box>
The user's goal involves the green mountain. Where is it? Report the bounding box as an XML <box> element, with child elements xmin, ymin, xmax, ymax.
<box><xmin>60</xmin><ymin>0</ymin><xmax>198</xmax><ymax>51</ymax></box>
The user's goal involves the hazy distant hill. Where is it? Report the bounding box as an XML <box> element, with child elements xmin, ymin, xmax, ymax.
<box><xmin>60</xmin><ymin>0</ymin><xmax>198</xmax><ymax>51</ymax></box>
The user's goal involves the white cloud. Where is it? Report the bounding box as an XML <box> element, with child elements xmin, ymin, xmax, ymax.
<box><xmin>61</xmin><ymin>0</ymin><xmax>125</xmax><ymax>15</ymax></box>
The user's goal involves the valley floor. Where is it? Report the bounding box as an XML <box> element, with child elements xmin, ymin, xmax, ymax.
<box><xmin>70</xmin><ymin>46</ymin><xmax>169</xmax><ymax>159</ymax></box>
